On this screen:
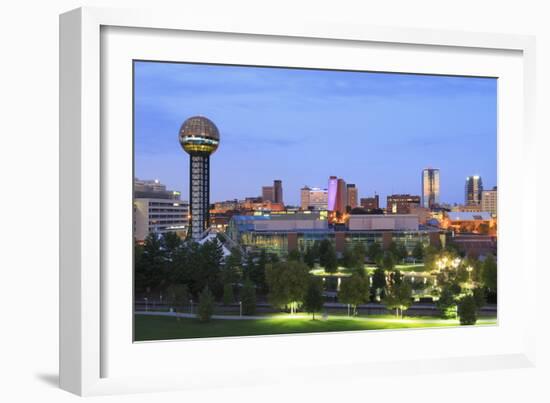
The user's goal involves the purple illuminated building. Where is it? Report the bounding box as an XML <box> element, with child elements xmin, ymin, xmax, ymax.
<box><xmin>327</xmin><ymin>176</ymin><xmax>338</xmax><ymax>211</ymax></box>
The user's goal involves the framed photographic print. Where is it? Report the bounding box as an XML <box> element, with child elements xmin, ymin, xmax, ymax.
<box><xmin>60</xmin><ymin>6</ymin><xmax>537</xmax><ymax>396</ymax></box>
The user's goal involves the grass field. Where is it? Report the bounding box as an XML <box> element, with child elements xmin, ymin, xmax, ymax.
<box><xmin>134</xmin><ymin>314</ymin><xmax>497</xmax><ymax>341</ymax></box>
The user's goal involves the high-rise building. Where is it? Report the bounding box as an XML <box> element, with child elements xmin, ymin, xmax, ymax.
<box><xmin>178</xmin><ymin>116</ymin><xmax>220</xmax><ymax>240</ymax></box>
<box><xmin>262</xmin><ymin>186</ymin><xmax>274</xmax><ymax>202</ymax></box>
<box><xmin>360</xmin><ymin>195</ymin><xmax>380</xmax><ymax>211</ymax></box>
<box><xmin>301</xmin><ymin>186</ymin><xmax>328</xmax><ymax>210</ymax></box>
<box><xmin>327</xmin><ymin>176</ymin><xmax>338</xmax><ymax>211</ymax></box>
<box><xmin>336</xmin><ymin>178</ymin><xmax>347</xmax><ymax>214</ymax></box>
<box><xmin>422</xmin><ymin>168</ymin><xmax>440</xmax><ymax>209</ymax></box>
<box><xmin>481</xmin><ymin>186</ymin><xmax>497</xmax><ymax>216</ymax></box>
<box><xmin>327</xmin><ymin>176</ymin><xmax>348</xmax><ymax>214</ymax></box>
<box><xmin>134</xmin><ymin>178</ymin><xmax>189</xmax><ymax>241</ymax></box>
<box><xmin>300</xmin><ymin>186</ymin><xmax>311</xmax><ymax>210</ymax></box>
<box><xmin>387</xmin><ymin>194</ymin><xmax>421</xmax><ymax>214</ymax></box>
<box><xmin>273</xmin><ymin>180</ymin><xmax>283</xmax><ymax>205</ymax></box>
<box><xmin>346</xmin><ymin>184</ymin><xmax>358</xmax><ymax>209</ymax></box>
<box><xmin>465</xmin><ymin>175</ymin><xmax>483</xmax><ymax>205</ymax></box>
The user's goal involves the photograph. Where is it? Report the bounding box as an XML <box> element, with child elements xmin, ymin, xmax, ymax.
<box><xmin>132</xmin><ymin>60</ymin><xmax>498</xmax><ymax>341</ymax></box>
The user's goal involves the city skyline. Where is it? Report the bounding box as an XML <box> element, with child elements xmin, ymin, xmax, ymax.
<box><xmin>134</xmin><ymin>61</ymin><xmax>497</xmax><ymax>206</ymax></box>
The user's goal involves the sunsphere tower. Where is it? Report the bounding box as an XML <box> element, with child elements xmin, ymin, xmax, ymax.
<box><xmin>178</xmin><ymin>116</ymin><xmax>220</xmax><ymax>240</ymax></box>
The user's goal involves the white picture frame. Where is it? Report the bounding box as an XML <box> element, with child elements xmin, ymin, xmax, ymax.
<box><xmin>59</xmin><ymin>6</ymin><xmax>537</xmax><ymax>396</ymax></box>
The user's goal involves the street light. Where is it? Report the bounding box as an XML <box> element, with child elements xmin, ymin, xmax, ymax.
<box><xmin>239</xmin><ymin>301</ymin><xmax>242</xmax><ymax>317</ymax></box>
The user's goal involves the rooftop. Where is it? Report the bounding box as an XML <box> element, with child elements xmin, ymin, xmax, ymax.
<box><xmin>447</xmin><ymin>212</ymin><xmax>492</xmax><ymax>221</ymax></box>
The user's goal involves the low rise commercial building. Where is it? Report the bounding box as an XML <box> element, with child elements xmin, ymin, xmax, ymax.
<box><xmin>228</xmin><ymin>212</ymin><xmax>445</xmax><ymax>257</ymax></box>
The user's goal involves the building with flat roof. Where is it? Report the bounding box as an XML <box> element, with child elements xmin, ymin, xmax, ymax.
<box><xmin>481</xmin><ymin>186</ymin><xmax>497</xmax><ymax>216</ymax></box>
<box><xmin>134</xmin><ymin>178</ymin><xmax>189</xmax><ymax>241</ymax></box>
<box><xmin>134</xmin><ymin>178</ymin><xmax>181</xmax><ymax>200</ymax></box>
<box><xmin>443</xmin><ymin>211</ymin><xmax>495</xmax><ymax>235</ymax></box>
<box><xmin>387</xmin><ymin>194</ymin><xmax>421</xmax><ymax>214</ymax></box>
<box><xmin>273</xmin><ymin>180</ymin><xmax>283</xmax><ymax>205</ymax></box>
<box><xmin>300</xmin><ymin>186</ymin><xmax>328</xmax><ymax>210</ymax></box>
<box><xmin>134</xmin><ymin>198</ymin><xmax>189</xmax><ymax>241</ymax></box>
<box><xmin>348</xmin><ymin>214</ymin><xmax>419</xmax><ymax>231</ymax></box>
<box><xmin>346</xmin><ymin>184</ymin><xmax>358</xmax><ymax>209</ymax></box>
<box><xmin>465</xmin><ymin>175</ymin><xmax>483</xmax><ymax>205</ymax></box>
<box><xmin>360</xmin><ymin>195</ymin><xmax>379</xmax><ymax>211</ymax></box>
<box><xmin>422</xmin><ymin>168</ymin><xmax>440</xmax><ymax>209</ymax></box>
<box><xmin>228</xmin><ymin>212</ymin><xmax>444</xmax><ymax>257</ymax></box>
<box><xmin>451</xmin><ymin>234</ymin><xmax>497</xmax><ymax>257</ymax></box>
<box><xmin>451</xmin><ymin>204</ymin><xmax>482</xmax><ymax>213</ymax></box>
<box><xmin>336</xmin><ymin>178</ymin><xmax>347</xmax><ymax>214</ymax></box>
<box><xmin>262</xmin><ymin>186</ymin><xmax>274</xmax><ymax>202</ymax></box>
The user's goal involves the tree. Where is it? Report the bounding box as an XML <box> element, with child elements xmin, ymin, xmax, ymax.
<box><xmin>265</xmin><ymin>260</ymin><xmax>310</xmax><ymax>314</ymax></box>
<box><xmin>352</xmin><ymin>242</ymin><xmax>367</xmax><ymax>269</ymax></box>
<box><xmin>457</xmin><ymin>295</ymin><xmax>478</xmax><ymax>325</ymax></box>
<box><xmin>319</xmin><ymin>239</ymin><xmax>338</xmax><ymax>273</ymax></box>
<box><xmin>135</xmin><ymin>233</ymin><xmax>167</xmax><ymax>294</ymax></box>
<box><xmin>288</xmin><ymin>249</ymin><xmax>302</xmax><ymax>262</ymax></box>
<box><xmin>303</xmin><ymin>277</ymin><xmax>324</xmax><ymax>319</ymax></box>
<box><xmin>184</xmin><ymin>239</ymin><xmax>225</xmax><ymax>298</ymax></box>
<box><xmin>388</xmin><ymin>242</ymin><xmax>406</xmax><ymax>263</ymax></box>
<box><xmin>412</xmin><ymin>242</ymin><xmax>424</xmax><ymax>263</ymax></box>
<box><xmin>381</xmin><ymin>251</ymin><xmax>395</xmax><ymax>271</ymax></box>
<box><xmin>165</xmin><ymin>283</ymin><xmax>189</xmax><ymax>320</ymax></box>
<box><xmin>384</xmin><ymin>282</ymin><xmax>412</xmax><ymax>318</ymax></box>
<box><xmin>161</xmin><ymin>231</ymin><xmax>182</xmax><ymax>258</ymax></box>
<box><xmin>340</xmin><ymin>248</ymin><xmax>355</xmax><ymax>268</ymax></box>
<box><xmin>303</xmin><ymin>245</ymin><xmax>317</xmax><ymax>268</ymax></box>
<box><xmin>389</xmin><ymin>270</ymin><xmax>403</xmax><ymax>287</ymax></box>
<box><xmin>367</xmin><ymin>242</ymin><xmax>383</xmax><ymax>264</ymax></box>
<box><xmin>197</xmin><ymin>286</ymin><xmax>215</xmax><ymax>322</ymax></box>
<box><xmin>422</xmin><ymin>244</ymin><xmax>441</xmax><ymax>272</ymax></box>
<box><xmin>222</xmin><ymin>283</ymin><xmax>234</xmax><ymax>305</ymax></box>
<box><xmin>200</xmin><ymin>239</ymin><xmax>225</xmax><ymax>298</ymax></box>
<box><xmin>436</xmin><ymin>286</ymin><xmax>457</xmax><ymax>319</ymax></box>
<box><xmin>371</xmin><ymin>267</ymin><xmax>387</xmax><ymax>301</ymax></box>
<box><xmin>472</xmin><ymin>287</ymin><xmax>486</xmax><ymax>310</ymax></box>
<box><xmin>240</xmin><ymin>278</ymin><xmax>257</xmax><ymax>315</ymax></box>
<box><xmin>246</xmin><ymin>251</ymin><xmax>268</xmax><ymax>294</ymax></box>
<box><xmin>397</xmin><ymin>244</ymin><xmax>408</xmax><ymax>263</ymax></box>
<box><xmin>222</xmin><ymin>247</ymin><xmax>243</xmax><ymax>285</ymax></box>
<box><xmin>339</xmin><ymin>273</ymin><xmax>370</xmax><ymax>315</ymax></box>
<box><xmin>481</xmin><ymin>254</ymin><xmax>497</xmax><ymax>294</ymax></box>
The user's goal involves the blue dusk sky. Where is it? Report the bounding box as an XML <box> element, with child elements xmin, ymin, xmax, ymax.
<box><xmin>134</xmin><ymin>61</ymin><xmax>497</xmax><ymax>207</ymax></box>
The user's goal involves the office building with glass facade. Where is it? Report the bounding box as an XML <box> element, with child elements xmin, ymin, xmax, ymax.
<box><xmin>228</xmin><ymin>212</ymin><xmax>445</xmax><ymax>257</ymax></box>
<box><xmin>422</xmin><ymin>168</ymin><xmax>440</xmax><ymax>209</ymax></box>
<box><xmin>465</xmin><ymin>175</ymin><xmax>483</xmax><ymax>205</ymax></box>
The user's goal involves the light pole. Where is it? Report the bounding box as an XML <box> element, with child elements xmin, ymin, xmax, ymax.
<box><xmin>239</xmin><ymin>301</ymin><xmax>242</xmax><ymax>317</ymax></box>
<box><xmin>144</xmin><ymin>297</ymin><xmax>148</xmax><ymax>312</ymax></box>
<box><xmin>190</xmin><ymin>299</ymin><xmax>193</xmax><ymax>315</ymax></box>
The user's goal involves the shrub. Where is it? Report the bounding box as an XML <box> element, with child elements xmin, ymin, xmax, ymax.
<box><xmin>457</xmin><ymin>295</ymin><xmax>478</xmax><ymax>325</ymax></box>
<box><xmin>241</xmin><ymin>279</ymin><xmax>257</xmax><ymax>316</ymax></box>
<box><xmin>197</xmin><ymin>287</ymin><xmax>215</xmax><ymax>322</ymax></box>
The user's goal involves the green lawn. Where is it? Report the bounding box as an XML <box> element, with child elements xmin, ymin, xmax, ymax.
<box><xmin>134</xmin><ymin>314</ymin><xmax>496</xmax><ymax>341</ymax></box>
<box><xmin>395</xmin><ymin>264</ymin><xmax>428</xmax><ymax>272</ymax></box>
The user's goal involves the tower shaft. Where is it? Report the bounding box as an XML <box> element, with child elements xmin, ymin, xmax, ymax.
<box><xmin>189</xmin><ymin>154</ymin><xmax>210</xmax><ymax>240</ymax></box>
